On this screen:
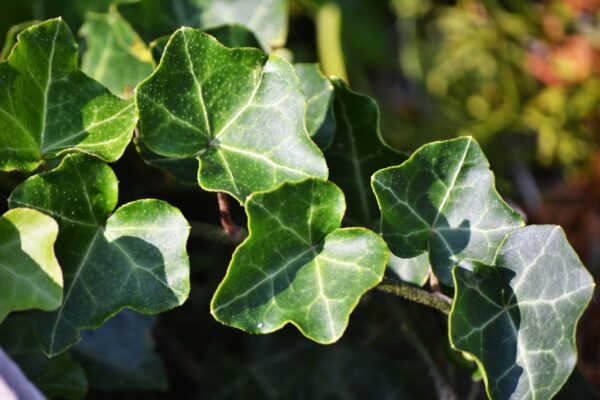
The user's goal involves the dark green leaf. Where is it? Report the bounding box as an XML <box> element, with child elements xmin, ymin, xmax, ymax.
<box><xmin>328</xmin><ymin>78</ymin><xmax>405</xmax><ymax>228</ymax></box>
<box><xmin>8</xmin><ymin>154</ymin><xmax>190</xmax><ymax>356</ymax></box>
<box><xmin>0</xmin><ymin>20</ymin><xmax>39</xmax><ymax>61</ymax></box>
<box><xmin>136</xmin><ymin>27</ymin><xmax>327</xmax><ymax>202</ymax></box>
<box><xmin>450</xmin><ymin>225</ymin><xmax>595</xmax><ymax>400</ymax></box>
<box><xmin>211</xmin><ymin>179</ymin><xmax>389</xmax><ymax>344</ymax></box>
<box><xmin>73</xmin><ymin>309</ymin><xmax>167</xmax><ymax>391</ymax></box>
<box><xmin>372</xmin><ymin>137</ymin><xmax>523</xmax><ymax>285</ymax></box>
<box><xmin>0</xmin><ymin>18</ymin><xmax>137</xmax><ymax>172</ymax></box>
<box><xmin>0</xmin><ymin>208</ymin><xmax>62</xmax><ymax>322</ymax></box>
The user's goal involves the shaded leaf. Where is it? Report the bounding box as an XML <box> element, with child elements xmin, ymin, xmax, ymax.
<box><xmin>0</xmin><ymin>315</ymin><xmax>87</xmax><ymax>399</ymax></box>
<box><xmin>294</xmin><ymin>63</ymin><xmax>336</xmax><ymax>150</ymax></box>
<box><xmin>328</xmin><ymin>78</ymin><xmax>405</xmax><ymax>227</ymax></box>
<box><xmin>136</xmin><ymin>27</ymin><xmax>327</xmax><ymax>203</ymax></box>
<box><xmin>73</xmin><ymin>309</ymin><xmax>167</xmax><ymax>391</ymax></box>
<box><xmin>0</xmin><ymin>208</ymin><xmax>62</xmax><ymax>322</ymax></box>
<box><xmin>211</xmin><ymin>179</ymin><xmax>388</xmax><ymax>344</ymax></box>
<box><xmin>450</xmin><ymin>225</ymin><xmax>595</xmax><ymax>400</ymax></box>
<box><xmin>8</xmin><ymin>154</ymin><xmax>190</xmax><ymax>356</ymax></box>
<box><xmin>80</xmin><ymin>6</ymin><xmax>154</xmax><ymax>97</ymax></box>
<box><xmin>371</xmin><ymin>137</ymin><xmax>523</xmax><ymax>285</ymax></box>
<box><xmin>0</xmin><ymin>18</ymin><xmax>137</xmax><ymax>172</ymax></box>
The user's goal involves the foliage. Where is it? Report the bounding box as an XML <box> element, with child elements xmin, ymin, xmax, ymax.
<box><xmin>0</xmin><ymin>1</ymin><xmax>596</xmax><ymax>399</ymax></box>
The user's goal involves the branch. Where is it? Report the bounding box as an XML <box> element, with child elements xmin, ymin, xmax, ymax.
<box><xmin>377</xmin><ymin>277</ymin><xmax>452</xmax><ymax>314</ymax></box>
<box><xmin>217</xmin><ymin>192</ymin><xmax>244</xmax><ymax>244</ymax></box>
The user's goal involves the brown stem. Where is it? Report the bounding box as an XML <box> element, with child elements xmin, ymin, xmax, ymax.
<box><xmin>377</xmin><ymin>277</ymin><xmax>452</xmax><ymax>314</ymax></box>
<box><xmin>217</xmin><ymin>192</ymin><xmax>243</xmax><ymax>244</ymax></box>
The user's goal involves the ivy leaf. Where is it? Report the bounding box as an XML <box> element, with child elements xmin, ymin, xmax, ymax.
<box><xmin>199</xmin><ymin>0</ymin><xmax>288</xmax><ymax>51</ymax></box>
<box><xmin>136</xmin><ymin>27</ymin><xmax>327</xmax><ymax>203</ymax></box>
<box><xmin>371</xmin><ymin>137</ymin><xmax>523</xmax><ymax>285</ymax></box>
<box><xmin>140</xmin><ymin>25</ymin><xmax>261</xmax><ymax>185</ymax></box>
<box><xmin>0</xmin><ymin>18</ymin><xmax>137</xmax><ymax>172</ymax></box>
<box><xmin>294</xmin><ymin>63</ymin><xmax>336</xmax><ymax>150</ymax></box>
<box><xmin>211</xmin><ymin>178</ymin><xmax>389</xmax><ymax>344</ymax></box>
<box><xmin>388</xmin><ymin>253</ymin><xmax>429</xmax><ymax>287</ymax></box>
<box><xmin>80</xmin><ymin>6</ymin><xmax>154</xmax><ymax>97</ymax></box>
<box><xmin>0</xmin><ymin>315</ymin><xmax>88</xmax><ymax>400</ymax></box>
<box><xmin>73</xmin><ymin>309</ymin><xmax>167</xmax><ymax>391</ymax></box>
<box><xmin>8</xmin><ymin>154</ymin><xmax>190</xmax><ymax>356</ymax></box>
<box><xmin>150</xmin><ymin>24</ymin><xmax>261</xmax><ymax>64</ymax></box>
<box><xmin>0</xmin><ymin>208</ymin><xmax>62</xmax><ymax>322</ymax></box>
<box><xmin>450</xmin><ymin>225</ymin><xmax>595</xmax><ymax>400</ymax></box>
<box><xmin>328</xmin><ymin>78</ymin><xmax>405</xmax><ymax>228</ymax></box>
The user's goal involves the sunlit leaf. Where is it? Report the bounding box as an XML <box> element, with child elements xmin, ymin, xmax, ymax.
<box><xmin>136</xmin><ymin>27</ymin><xmax>327</xmax><ymax>202</ymax></box>
<box><xmin>8</xmin><ymin>154</ymin><xmax>190</xmax><ymax>356</ymax></box>
<box><xmin>211</xmin><ymin>178</ymin><xmax>388</xmax><ymax>343</ymax></box>
<box><xmin>371</xmin><ymin>137</ymin><xmax>523</xmax><ymax>285</ymax></box>
<box><xmin>0</xmin><ymin>208</ymin><xmax>62</xmax><ymax>322</ymax></box>
<box><xmin>450</xmin><ymin>225</ymin><xmax>595</xmax><ymax>400</ymax></box>
<box><xmin>388</xmin><ymin>253</ymin><xmax>429</xmax><ymax>287</ymax></box>
<box><xmin>0</xmin><ymin>18</ymin><xmax>137</xmax><ymax>172</ymax></box>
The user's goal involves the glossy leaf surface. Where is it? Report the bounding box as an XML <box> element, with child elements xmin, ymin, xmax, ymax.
<box><xmin>0</xmin><ymin>18</ymin><xmax>136</xmax><ymax>172</ymax></box>
<box><xmin>372</xmin><ymin>137</ymin><xmax>523</xmax><ymax>285</ymax></box>
<box><xmin>136</xmin><ymin>28</ymin><xmax>327</xmax><ymax>202</ymax></box>
<box><xmin>0</xmin><ymin>208</ymin><xmax>62</xmax><ymax>322</ymax></box>
<box><xmin>211</xmin><ymin>179</ymin><xmax>388</xmax><ymax>343</ymax></box>
<box><xmin>450</xmin><ymin>226</ymin><xmax>595</xmax><ymax>400</ymax></box>
<box><xmin>328</xmin><ymin>79</ymin><xmax>405</xmax><ymax>227</ymax></box>
<box><xmin>9</xmin><ymin>155</ymin><xmax>190</xmax><ymax>356</ymax></box>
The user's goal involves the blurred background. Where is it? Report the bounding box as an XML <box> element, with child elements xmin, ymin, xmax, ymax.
<box><xmin>1</xmin><ymin>0</ymin><xmax>600</xmax><ymax>398</ymax></box>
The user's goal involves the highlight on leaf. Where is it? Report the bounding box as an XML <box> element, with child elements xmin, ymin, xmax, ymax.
<box><xmin>135</xmin><ymin>27</ymin><xmax>327</xmax><ymax>203</ymax></box>
<box><xmin>211</xmin><ymin>178</ymin><xmax>389</xmax><ymax>344</ymax></box>
<box><xmin>0</xmin><ymin>18</ymin><xmax>137</xmax><ymax>172</ymax></box>
<box><xmin>8</xmin><ymin>154</ymin><xmax>190</xmax><ymax>356</ymax></box>
<box><xmin>0</xmin><ymin>208</ymin><xmax>63</xmax><ymax>323</ymax></box>
<box><xmin>450</xmin><ymin>225</ymin><xmax>595</xmax><ymax>400</ymax></box>
<box><xmin>371</xmin><ymin>137</ymin><xmax>524</xmax><ymax>286</ymax></box>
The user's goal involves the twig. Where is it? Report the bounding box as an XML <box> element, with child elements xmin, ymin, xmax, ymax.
<box><xmin>217</xmin><ymin>192</ymin><xmax>244</xmax><ymax>244</ymax></box>
<box><xmin>377</xmin><ymin>277</ymin><xmax>452</xmax><ymax>314</ymax></box>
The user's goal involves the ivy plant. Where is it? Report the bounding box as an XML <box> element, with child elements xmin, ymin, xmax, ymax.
<box><xmin>0</xmin><ymin>11</ymin><xmax>595</xmax><ymax>400</ymax></box>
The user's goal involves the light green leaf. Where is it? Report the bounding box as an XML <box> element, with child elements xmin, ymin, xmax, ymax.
<box><xmin>0</xmin><ymin>208</ymin><xmax>62</xmax><ymax>322</ymax></box>
<box><xmin>328</xmin><ymin>78</ymin><xmax>405</xmax><ymax>228</ymax></box>
<box><xmin>80</xmin><ymin>6</ymin><xmax>154</xmax><ymax>97</ymax></box>
<box><xmin>0</xmin><ymin>315</ymin><xmax>88</xmax><ymax>400</ymax></box>
<box><xmin>450</xmin><ymin>225</ymin><xmax>595</xmax><ymax>400</ymax></box>
<box><xmin>136</xmin><ymin>27</ymin><xmax>327</xmax><ymax>203</ymax></box>
<box><xmin>8</xmin><ymin>154</ymin><xmax>190</xmax><ymax>356</ymax></box>
<box><xmin>73</xmin><ymin>309</ymin><xmax>167</xmax><ymax>391</ymax></box>
<box><xmin>198</xmin><ymin>0</ymin><xmax>288</xmax><ymax>51</ymax></box>
<box><xmin>211</xmin><ymin>179</ymin><xmax>389</xmax><ymax>344</ymax></box>
<box><xmin>294</xmin><ymin>63</ymin><xmax>336</xmax><ymax>150</ymax></box>
<box><xmin>0</xmin><ymin>18</ymin><xmax>137</xmax><ymax>172</ymax></box>
<box><xmin>371</xmin><ymin>137</ymin><xmax>523</xmax><ymax>285</ymax></box>
<box><xmin>388</xmin><ymin>253</ymin><xmax>429</xmax><ymax>287</ymax></box>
